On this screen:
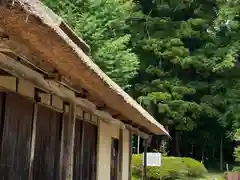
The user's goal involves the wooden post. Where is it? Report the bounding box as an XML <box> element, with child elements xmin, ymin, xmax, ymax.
<box><xmin>142</xmin><ymin>139</ymin><xmax>147</xmax><ymax>180</ymax></box>
<box><xmin>59</xmin><ymin>113</ymin><xmax>65</xmax><ymax>180</ymax></box>
<box><xmin>28</xmin><ymin>103</ymin><xmax>38</xmax><ymax>179</ymax></box>
<box><xmin>128</xmin><ymin>131</ymin><xmax>133</xmax><ymax>180</ymax></box>
<box><xmin>137</xmin><ymin>136</ymin><xmax>140</xmax><ymax>154</ymax></box>
<box><xmin>62</xmin><ymin>103</ymin><xmax>76</xmax><ymax>180</ymax></box>
<box><xmin>118</xmin><ymin>129</ymin><xmax>123</xmax><ymax>180</ymax></box>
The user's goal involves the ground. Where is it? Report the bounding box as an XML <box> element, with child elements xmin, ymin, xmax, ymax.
<box><xmin>206</xmin><ymin>172</ymin><xmax>222</xmax><ymax>178</ymax></box>
<box><xmin>196</xmin><ymin>172</ymin><xmax>223</xmax><ymax>180</ymax></box>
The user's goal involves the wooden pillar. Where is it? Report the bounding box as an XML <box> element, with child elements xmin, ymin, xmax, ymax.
<box><xmin>128</xmin><ymin>131</ymin><xmax>133</xmax><ymax>180</ymax></box>
<box><xmin>118</xmin><ymin>129</ymin><xmax>123</xmax><ymax>180</ymax></box>
<box><xmin>28</xmin><ymin>103</ymin><xmax>38</xmax><ymax>179</ymax></box>
<box><xmin>61</xmin><ymin>103</ymin><xmax>76</xmax><ymax>180</ymax></box>
<box><xmin>142</xmin><ymin>139</ymin><xmax>147</xmax><ymax>180</ymax></box>
<box><xmin>220</xmin><ymin>137</ymin><xmax>223</xmax><ymax>171</ymax></box>
<box><xmin>59</xmin><ymin>113</ymin><xmax>64</xmax><ymax>180</ymax></box>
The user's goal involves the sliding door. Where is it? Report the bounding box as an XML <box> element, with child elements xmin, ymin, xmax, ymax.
<box><xmin>32</xmin><ymin>105</ymin><xmax>62</xmax><ymax>180</ymax></box>
<box><xmin>73</xmin><ymin>120</ymin><xmax>98</xmax><ymax>180</ymax></box>
<box><xmin>0</xmin><ymin>93</ymin><xmax>34</xmax><ymax>179</ymax></box>
<box><xmin>82</xmin><ymin>121</ymin><xmax>98</xmax><ymax>180</ymax></box>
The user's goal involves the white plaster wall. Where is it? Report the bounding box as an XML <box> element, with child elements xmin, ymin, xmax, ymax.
<box><xmin>18</xmin><ymin>79</ymin><xmax>35</xmax><ymax>98</ymax></box>
<box><xmin>0</xmin><ymin>76</ymin><xmax>16</xmax><ymax>91</ymax></box>
<box><xmin>97</xmin><ymin>120</ymin><xmax>119</xmax><ymax>180</ymax></box>
<box><xmin>122</xmin><ymin>129</ymin><xmax>130</xmax><ymax>180</ymax></box>
<box><xmin>97</xmin><ymin>120</ymin><xmax>130</xmax><ymax>180</ymax></box>
<box><xmin>52</xmin><ymin>95</ymin><xmax>63</xmax><ymax>110</ymax></box>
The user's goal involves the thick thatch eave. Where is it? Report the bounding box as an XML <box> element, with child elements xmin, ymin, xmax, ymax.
<box><xmin>0</xmin><ymin>0</ymin><xmax>169</xmax><ymax>136</ymax></box>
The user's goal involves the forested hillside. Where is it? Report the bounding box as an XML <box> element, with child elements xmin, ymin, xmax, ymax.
<box><xmin>44</xmin><ymin>0</ymin><xmax>240</xmax><ymax>169</ymax></box>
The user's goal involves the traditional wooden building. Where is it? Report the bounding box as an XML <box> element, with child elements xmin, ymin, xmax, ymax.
<box><xmin>0</xmin><ymin>1</ymin><xmax>169</xmax><ymax>180</ymax></box>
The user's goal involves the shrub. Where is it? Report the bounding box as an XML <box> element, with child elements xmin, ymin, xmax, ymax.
<box><xmin>132</xmin><ymin>154</ymin><xmax>207</xmax><ymax>180</ymax></box>
<box><xmin>232</xmin><ymin>166</ymin><xmax>240</xmax><ymax>172</ymax></box>
<box><xmin>183</xmin><ymin>157</ymin><xmax>208</xmax><ymax>177</ymax></box>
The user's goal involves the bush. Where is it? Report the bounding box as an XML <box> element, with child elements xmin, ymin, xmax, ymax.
<box><xmin>232</xmin><ymin>166</ymin><xmax>240</xmax><ymax>172</ymax></box>
<box><xmin>132</xmin><ymin>154</ymin><xmax>207</xmax><ymax>180</ymax></box>
<box><xmin>183</xmin><ymin>157</ymin><xmax>207</xmax><ymax>177</ymax></box>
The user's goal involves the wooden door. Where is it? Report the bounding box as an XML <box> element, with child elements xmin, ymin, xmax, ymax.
<box><xmin>81</xmin><ymin>121</ymin><xmax>97</xmax><ymax>180</ymax></box>
<box><xmin>0</xmin><ymin>93</ymin><xmax>34</xmax><ymax>180</ymax></box>
<box><xmin>73</xmin><ymin>120</ymin><xmax>97</xmax><ymax>180</ymax></box>
<box><xmin>32</xmin><ymin>105</ymin><xmax>62</xmax><ymax>180</ymax></box>
<box><xmin>110</xmin><ymin>138</ymin><xmax>119</xmax><ymax>180</ymax></box>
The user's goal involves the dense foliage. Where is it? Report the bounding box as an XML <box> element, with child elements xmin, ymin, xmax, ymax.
<box><xmin>132</xmin><ymin>154</ymin><xmax>207</xmax><ymax>179</ymax></box>
<box><xmin>234</xmin><ymin>129</ymin><xmax>240</xmax><ymax>162</ymax></box>
<box><xmin>129</xmin><ymin>0</ymin><xmax>240</xmax><ymax>159</ymax></box>
<box><xmin>45</xmin><ymin>0</ymin><xmax>240</xmax><ymax>169</ymax></box>
<box><xmin>44</xmin><ymin>0</ymin><xmax>139</xmax><ymax>89</ymax></box>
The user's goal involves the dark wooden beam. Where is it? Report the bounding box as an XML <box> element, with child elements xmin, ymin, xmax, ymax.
<box><xmin>44</xmin><ymin>73</ymin><xmax>62</xmax><ymax>81</ymax></box>
<box><xmin>112</xmin><ymin>113</ymin><xmax>122</xmax><ymax>119</ymax></box>
<box><xmin>75</xmin><ymin>88</ymin><xmax>88</xmax><ymax>98</ymax></box>
<box><xmin>118</xmin><ymin>128</ymin><xmax>123</xmax><ymax>180</ymax></box>
<box><xmin>96</xmin><ymin>103</ymin><xmax>107</xmax><ymax>111</ymax></box>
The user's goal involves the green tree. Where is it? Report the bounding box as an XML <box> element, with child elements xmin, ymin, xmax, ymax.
<box><xmin>129</xmin><ymin>0</ymin><xmax>240</xmax><ymax>158</ymax></box>
<box><xmin>234</xmin><ymin>129</ymin><xmax>240</xmax><ymax>161</ymax></box>
<box><xmin>44</xmin><ymin>0</ymin><xmax>139</xmax><ymax>89</ymax></box>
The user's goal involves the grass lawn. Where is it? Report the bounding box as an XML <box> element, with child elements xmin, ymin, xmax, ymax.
<box><xmin>192</xmin><ymin>172</ymin><xmax>223</xmax><ymax>180</ymax></box>
<box><xmin>206</xmin><ymin>172</ymin><xmax>222</xmax><ymax>177</ymax></box>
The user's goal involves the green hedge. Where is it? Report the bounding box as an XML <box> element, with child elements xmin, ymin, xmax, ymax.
<box><xmin>132</xmin><ymin>154</ymin><xmax>207</xmax><ymax>180</ymax></box>
<box><xmin>183</xmin><ymin>157</ymin><xmax>208</xmax><ymax>177</ymax></box>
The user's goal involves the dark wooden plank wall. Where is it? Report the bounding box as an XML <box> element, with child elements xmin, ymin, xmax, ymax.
<box><xmin>0</xmin><ymin>92</ymin><xmax>6</xmax><ymax>179</ymax></box>
<box><xmin>33</xmin><ymin>105</ymin><xmax>62</xmax><ymax>180</ymax></box>
<box><xmin>0</xmin><ymin>92</ymin><xmax>5</xmax><ymax>160</ymax></box>
<box><xmin>60</xmin><ymin>113</ymin><xmax>69</xmax><ymax>180</ymax></box>
<box><xmin>73</xmin><ymin>119</ymin><xmax>83</xmax><ymax>180</ymax></box>
<box><xmin>81</xmin><ymin>121</ymin><xmax>98</xmax><ymax>180</ymax></box>
<box><xmin>73</xmin><ymin>120</ymin><xmax>98</xmax><ymax>180</ymax></box>
<box><xmin>0</xmin><ymin>93</ymin><xmax>34</xmax><ymax>180</ymax></box>
<box><xmin>0</xmin><ymin>91</ymin><xmax>99</xmax><ymax>180</ymax></box>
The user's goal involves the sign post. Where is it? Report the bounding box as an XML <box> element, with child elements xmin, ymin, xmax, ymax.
<box><xmin>142</xmin><ymin>136</ymin><xmax>162</xmax><ymax>180</ymax></box>
<box><xmin>142</xmin><ymin>152</ymin><xmax>162</xmax><ymax>180</ymax></box>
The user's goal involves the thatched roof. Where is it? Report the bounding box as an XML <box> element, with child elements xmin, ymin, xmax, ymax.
<box><xmin>0</xmin><ymin>0</ymin><xmax>169</xmax><ymax>136</ymax></box>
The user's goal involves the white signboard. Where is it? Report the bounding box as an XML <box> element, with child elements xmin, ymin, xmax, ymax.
<box><xmin>142</xmin><ymin>153</ymin><xmax>162</xmax><ymax>167</ymax></box>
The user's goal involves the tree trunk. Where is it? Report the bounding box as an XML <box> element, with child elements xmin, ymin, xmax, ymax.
<box><xmin>168</xmin><ymin>129</ymin><xmax>181</xmax><ymax>156</ymax></box>
<box><xmin>191</xmin><ymin>144</ymin><xmax>194</xmax><ymax>157</ymax></box>
<box><xmin>212</xmin><ymin>147</ymin><xmax>215</xmax><ymax>158</ymax></box>
<box><xmin>150</xmin><ymin>135</ymin><xmax>161</xmax><ymax>152</ymax></box>
<box><xmin>220</xmin><ymin>137</ymin><xmax>223</xmax><ymax>171</ymax></box>
<box><xmin>175</xmin><ymin>131</ymin><xmax>181</xmax><ymax>157</ymax></box>
<box><xmin>201</xmin><ymin>146</ymin><xmax>205</xmax><ymax>163</ymax></box>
